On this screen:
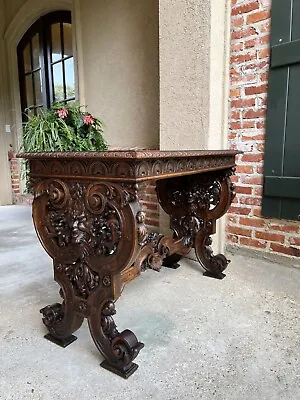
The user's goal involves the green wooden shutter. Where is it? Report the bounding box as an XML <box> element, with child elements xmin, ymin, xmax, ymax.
<box><xmin>262</xmin><ymin>0</ymin><xmax>300</xmax><ymax>221</ymax></box>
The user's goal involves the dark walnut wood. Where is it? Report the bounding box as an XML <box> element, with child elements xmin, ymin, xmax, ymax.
<box><xmin>18</xmin><ymin>149</ymin><xmax>239</xmax><ymax>378</ymax></box>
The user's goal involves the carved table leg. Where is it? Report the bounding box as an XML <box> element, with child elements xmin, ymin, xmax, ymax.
<box><xmin>156</xmin><ymin>169</ymin><xmax>235</xmax><ymax>278</ymax></box>
<box><xmin>88</xmin><ymin>298</ymin><xmax>144</xmax><ymax>379</ymax></box>
<box><xmin>194</xmin><ymin>220</ymin><xmax>229</xmax><ymax>279</ymax></box>
<box><xmin>31</xmin><ymin>178</ymin><xmax>145</xmax><ymax>376</ymax></box>
<box><xmin>40</xmin><ymin>263</ymin><xmax>84</xmax><ymax>347</ymax></box>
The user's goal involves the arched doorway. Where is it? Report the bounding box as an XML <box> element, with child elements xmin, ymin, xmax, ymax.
<box><xmin>17</xmin><ymin>10</ymin><xmax>75</xmax><ymax>118</ymax></box>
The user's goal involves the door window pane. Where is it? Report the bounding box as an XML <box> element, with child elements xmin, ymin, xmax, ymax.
<box><xmin>33</xmin><ymin>71</ymin><xmax>42</xmax><ymax>105</ymax></box>
<box><xmin>23</xmin><ymin>44</ymin><xmax>31</xmax><ymax>72</ymax></box>
<box><xmin>52</xmin><ymin>62</ymin><xmax>64</xmax><ymax>101</ymax></box>
<box><xmin>65</xmin><ymin>57</ymin><xmax>75</xmax><ymax>98</ymax></box>
<box><xmin>18</xmin><ymin>12</ymin><xmax>75</xmax><ymax>114</ymax></box>
<box><xmin>32</xmin><ymin>34</ymin><xmax>40</xmax><ymax>70</ymax></box>
<box><xmin>25</xmin><ymin>75</ymin><xmax>34</xmax><ymax>108</ymax></box>
<box><xmin>63</xmin><ymin>23</ymin><xmax>73</xmax><ymax>57</ymax></box>
<box><xmin>51</xmin><ymin>23</ymin><xmax>62</xmax><ymax>62</ymax></box>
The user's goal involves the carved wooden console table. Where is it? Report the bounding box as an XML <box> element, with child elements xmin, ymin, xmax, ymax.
<box><xmin>18</xmin><ymin>149</ymin><xmax>239</xmax><ymax>378</ymax></box>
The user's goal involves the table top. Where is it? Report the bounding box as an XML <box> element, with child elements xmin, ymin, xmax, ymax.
<box><xmin>18</xmin><ymin>149</ymin><xmax>239</xmax><ymax>160</ymax></box>
<box><xmin>18</xmin><ymin>149</ymin><xmax>240</xmax><ymax>182</ymax></box>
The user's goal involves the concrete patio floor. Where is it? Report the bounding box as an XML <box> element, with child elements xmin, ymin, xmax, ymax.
<box><xmin>0</xmin><ymin>205</ymin><xmax>299</xmax><ymax>400</ymax></box>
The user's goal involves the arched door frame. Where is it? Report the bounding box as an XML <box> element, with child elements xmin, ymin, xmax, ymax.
<box><xmin>4</xmin><ymin>0</ymin><xmax>73</xmax><ymax>152</ymax></box>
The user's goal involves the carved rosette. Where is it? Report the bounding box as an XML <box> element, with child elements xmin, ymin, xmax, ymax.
<box><xmin>32</xmin><ymin>179</ymin><xmax>139</xmax><ymax>275</ymax></box>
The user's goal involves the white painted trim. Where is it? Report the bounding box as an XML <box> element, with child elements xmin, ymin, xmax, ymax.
<box><xmin>73</xmin><ymin>0</ymin><xmax>86</xmax><ymax>105</ymax></box>
<box><xmin>4</xmin><ymin>0</ymin><xmax>72</xmax><ymax>45</ymax></box>
<box><xmin>209</xmin><ymin>0</ymin><xmax>232</xmax><ymax>253</ymax></box>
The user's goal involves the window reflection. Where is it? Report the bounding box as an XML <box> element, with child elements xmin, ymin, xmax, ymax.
<box><xmin>63</xmin><ymin>23</ymin><xmax>73</xmax><ymax>57</ymax></box>
<box><xmin>65</xmin><ymin>58</ymin><xmax>75</xmax><ymax>98</ymax></box>
<box><xmin>51</xmin><ymin>23</ymin><xmax>62</xmax><ymax>62</ymax></box>
<box><xmin>52</xmin><ymin>62</ymin><xmax>64</xmax><ymax>101</ymax></box>
<box><xmin>23</xmin><ymin>44</ymin><xmax>31</xmax><ymax>72</ymax></box>
<box><xmin>32</xmin><ymin>34</ymin><xmax>40</xmax><ymax>70</ymax></box>
<box><xmin>34</xmin><ymin>71</ymin><xmax>42</xmax><ymax>105</ymax></box>
<box><xmin>25</xmin><ymin>75</ymin><xmax>34</xmax><ymax>108</ymax></box>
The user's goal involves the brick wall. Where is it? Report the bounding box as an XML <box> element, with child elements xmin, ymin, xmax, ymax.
<box><xmin>227</xmin><ymin>0</ymin><xmax>300</xmax><ymax>258</ymax></box>
<box><xmin>8</xmin><ymin>151</ymin><xmax>21</xmax><ymax>203</ymax></box>
<box><xmin>139</xmin><ymin>181</ymin><xmax>160</xmax><ymax>229</ymax></box>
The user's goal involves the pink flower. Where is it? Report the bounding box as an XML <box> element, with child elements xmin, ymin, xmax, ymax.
<box><xmin>57</xmin><ymin>108</ymin><xmax>68</xmax><ymax>119</ymax></box>
<box><xmin>83</xmin><ymin>115</ymin><xmax>95</xmax><ymax>125</ymax></box>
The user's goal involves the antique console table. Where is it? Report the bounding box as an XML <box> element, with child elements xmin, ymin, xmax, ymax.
<box><xmin>18</xmin><ymin>149</ymin><xmax>239</xmax><ymax>378</ymax></box>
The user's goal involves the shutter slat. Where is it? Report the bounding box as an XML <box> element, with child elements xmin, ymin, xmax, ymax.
<box><xmin>264</xmin><ymin>176</ymin><xmax>300</xmax><ymax>199</ymax></box>
<box><xmin>271</xmin><ymin>39</ymin><xmax>300</xmax><ymax>68</ymax></box>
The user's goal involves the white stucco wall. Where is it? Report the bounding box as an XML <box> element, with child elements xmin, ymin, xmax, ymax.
<box><xmin>76</xmin><ymin>0</ymin><xmax>159</xmax><ymax>149</ymax></box>
<box><xmin>159</xmin><ymin>0</ymin><xmax>210</xmax><ymax>151</ymax></box>
<box><xmin>158</xmin><ymin>0</ymin><xmax>231</xmax><ymax>253</ymax></box>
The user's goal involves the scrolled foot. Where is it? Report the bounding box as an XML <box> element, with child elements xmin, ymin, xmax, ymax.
<box><xmin>88</xmin><ymin>300</ymin><xmax>144</xmax><ymax>378</ymax></box>
<box><xmin>40</xmin><ymin>302</ymin><xmax>83</xmax><ymax>345</ymax></box>
<box><xmin>162</xmin><ymin>253</ymin><xmax>182</xmax><ymax>269</ymax></box>
<box><xmin>195</xmin><ymin>230</ymin><xmax>230</xmax><ymax>279</ymax></box>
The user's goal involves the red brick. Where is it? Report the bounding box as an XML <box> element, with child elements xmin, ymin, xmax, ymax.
<box><xmin>254</xmin><ymin>187</ymin><xmax>263</xmax><ymax>196</ymax></box>
<box><xmin>230</xmin><ymin>121</ymin><xmax>242</xmax><ymax>130</ymax></box>
<box><xmin>268</xmin><ymin>224</ymin><xmax>299</xmax><ymax>233</ymax></box>
<box><xmin>240</xmin><ymin>237</ymin><xmax>267</xmax><ymax>249</ymax></box>
<box><xmin>239</xmin><ymin>196</ymin><xmax>262</xmax><ymax>206</ymax></box>
<box><xmin>232</xmin><ymin>1</ymin><xmax>260</xmax><ymax>16</ymax></box>
<box><xmin>256</xmin><ymin>231</ymin><xmax>285</xmax><ymax>242</ymax></box>
<box><xmin>232</xmin><ymin>17</ymin><xmax>244</xmax><ymax>28</ymax></box>
<box><xmin>246</xmin><ymin>10</ymin><xmax>270</xmax><ymax>24</ymax></box>
<box><xmin>241</xmin><ymin>153</ymin><xmax>264</xmax><ymax>162</ymax></box>
<box><xmin>270</xmin><ymin>243</ymin><xmax>300</xmax><ymax>257</ymax></box>
<box><xmin>145</xmin><ymin>219</ymin><xmax>159</xmax><ymax>228</ymax></box>
<box><xmin>256</xmin><ymin>120</ymin><xmax>266</xmax><ymax>129</ymax></box>
<box><xmin>243</xmin><ymin>109</ymin><xmax>266</xmax><ymax>119</ymax></box>
<box><xmin>232</xmin><ymin>42</ymin><xmax>244</xmax><ymax>52</ymax></box>
<box><xmin>257</xmin><ymin>143</ymin><xmax>265</xmax><ymax>152</ymax></box>
<box><xmin>245</xmin><ymin>38</ymin><xmax>258</xmax><ymax>48</ymax></box>
<box><xmin>245</xmin><ymin>84</ymin><xmax>268</xmax><ymax>95</ymax></box>
<box><xmin>143</xmin><ymin>202</ymin><xmax>158</xmax><ymax>211</ymax></box>
<box><xmin>260</xmin><ymin>20</ymin><xmax>271</xmax><ymax>33</ymax></box>
<box><xmin>231</xmin><ymin>27</ymin><xmax>258</xmax><ymax>40</ymax></box>
<box><xmin>228</xmin><ymin>206</ymin><xmax>251</xmax><ymax>215</ymax></box>
<box><xmin>227</xmin><ymin>233</ymin><xmax>239</xmax><ymax>244</ymax></box>
<box><xmin>231</xmin><ymin>74</ymin><xmax>257</xmax><ymax>84</ymax></box>
<box><xmin>235</xmin><ymin>186</ymin><xmax>252</xmax><ymax>195</ymax></box>
<box><xmin>231</xmin><ymin>52</ymin><xmax>257</xmax><ymax>64</ymax></box>
<box><xmin>258</xmin><ymin>48</ymin><xmax>270</xmax><ymax>59</ymax></box>
<box><xmin>242</xmin><ymin>134</ymin><xmax>265</xmax><ymax>142</ymax></box>
<box><xmin>260</xmin><ymin>34</ymin><xmax>270</xmax><ymax>45</ymax></box>
<box><xmin>241</xmin><ymin>175</ymin><xmax>263</xmax><ymax>185</ymax></box>
<box><xmin>227</xmin><ymin>225</ymin><xmax>252</xmax><ymax>237</ymax></box>
<box><xmin>231</xmin><ymin>98</ymin><xmax>256</xmax><ymax>108</ymax></box>
<box><xmin>230</xmin><ymin>88</ymin><xmax>241</xmax><ymax>97</ymax></box>
<box><xmin>242</xmin><ymin>121</ymin><xmax>256</xmax><ymax>129</ymax></box>
<box><xmin>228</xmin><ymin>215</ymin><xmax>238</xmax><ymax>224</ymax></box>
<box><xmin>236</xmin><ymin>165</ymin><xmax>254</xmax><ymax>174</ymax></box>
<box><xmin>253</xmin><ymin>207</ymin><xmax>263</xmax><ymax>217</ymax></box>
<box><xmin>289</xmin><ymin>237</ymin><xmax>300</xmax><ymax>246</ymax></box>
<box><xmin>239</xmin><ymin>216</ymin><xmax>265</xmax><ymax>228</ymax></box>
<box><xmin>231</xmin><ymin>110</ymin><xmax>240</xmax><ymax>119</ymax></box>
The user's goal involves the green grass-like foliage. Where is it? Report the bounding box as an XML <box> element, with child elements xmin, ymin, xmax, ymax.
<box><xmin>22</xmin><ymin>102</ymin><xmax>108</xmax><ymax>152</ymax></box>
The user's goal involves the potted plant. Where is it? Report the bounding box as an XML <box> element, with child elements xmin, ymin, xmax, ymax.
<box><xmin>21</xmin><ymin>102</ymin><xmax>107</xmax><ymax>152</ymax></box>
